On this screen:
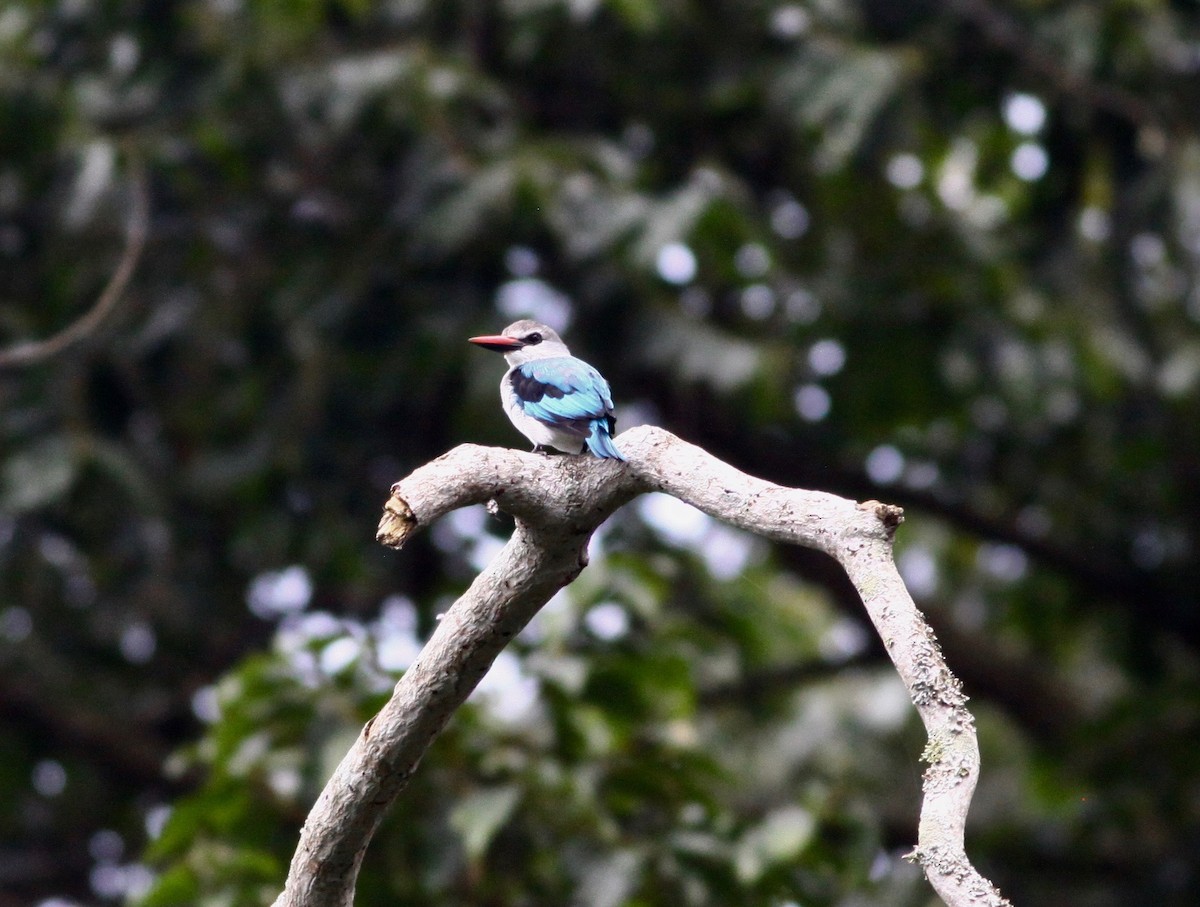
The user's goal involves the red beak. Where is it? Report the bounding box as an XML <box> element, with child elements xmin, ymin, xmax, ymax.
<box><xmin>469</xmin><ymin>334</ymin><xmax>525</xmax><ymax>352</ymax></box>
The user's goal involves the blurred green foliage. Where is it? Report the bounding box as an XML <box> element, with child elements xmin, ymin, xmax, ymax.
<box><xmin>1</xmin><ymin>0</ymin><xmax>1199</xmax><ymax>905</ymax></box>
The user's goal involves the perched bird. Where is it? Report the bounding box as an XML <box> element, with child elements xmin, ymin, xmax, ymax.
<box><xmin>469</xmin><ymin>319</ymin><xmax>626</xmax><ymax>461</ymax></box>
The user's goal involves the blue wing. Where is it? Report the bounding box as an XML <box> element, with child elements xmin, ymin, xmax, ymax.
<box><xmin>510</xmin><ymin>357</ymin><xmax>615</xmax><ymax>431</ymax></box>
<box><xmin>510</xmin><ymin>357</ymin><xmax>624</xmax><ymax>460</ymax></box>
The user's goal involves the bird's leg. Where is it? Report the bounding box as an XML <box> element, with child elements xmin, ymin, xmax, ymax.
<box><xmin>532</xmin><ymin>445</ymin><xmax>567</xmax><ymax>456</ymax></box>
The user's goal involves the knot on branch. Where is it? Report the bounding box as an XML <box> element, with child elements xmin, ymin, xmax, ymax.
<box><xmin>860</xmin><ymin>500</ymin><xmax>904</xmax><ymax>535</ymax></box>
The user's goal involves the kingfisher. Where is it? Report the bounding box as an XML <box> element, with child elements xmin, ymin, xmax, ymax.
<box><xmin>469</xmin><ymin>319</ymin><xmax>626</xmax><ymax>461</ymax></box>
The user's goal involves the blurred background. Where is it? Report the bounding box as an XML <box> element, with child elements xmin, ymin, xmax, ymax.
<box><xmin>2</xmin><ymin>1</ymin><xmax>1199</xmax><ymax>905</ymax></box>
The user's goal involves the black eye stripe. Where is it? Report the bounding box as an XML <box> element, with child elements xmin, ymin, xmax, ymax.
<box><xmin>524</xmin><ymin>332</ymin><xmax>543</xmax><ymax>344</ymax></box>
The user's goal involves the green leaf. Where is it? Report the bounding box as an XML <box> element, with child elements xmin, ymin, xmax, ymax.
<box><xmin>733</xmin><ymin>806</ymin><xmax>816</xmax><ymax>882</ymax></box>
<box><xmin>576</xmin><ymin>848</ymin><xmax>644</xmax><ymax>907</ymax></box>
<box><xmin>772</xmin><ymin>44</ymin><xmax>908</xmax><ymax>168</ymax></box>
<box><xmin>448</xmin><ymin>784</ymin><xmax>521</xmax><ymax>860</ymax></box>
<box><xmin>135</xmin><ymin>864</ymin><xmax>200</xmax><ymax>907</ymax></box>
<box><xmin>605</xmin><ymin>0</ymin><xmax>662</xmax><ymax>33</ymax></box>
<box><xmin>1</xmin><ymin>435</ymin><xmax>75</xmax><ymax>511</ymax></box>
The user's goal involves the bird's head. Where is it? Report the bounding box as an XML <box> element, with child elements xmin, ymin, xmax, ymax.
<box><xmin>468</xmin><ymin>319</ymin><xmax>570</xmax><ymax>366</ymax></box>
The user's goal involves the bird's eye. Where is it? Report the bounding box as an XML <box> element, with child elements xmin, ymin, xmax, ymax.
<box><xmin>524</xmin><ymin>332</ymin><xmax>543</xmax><ymax>344</ymax></box>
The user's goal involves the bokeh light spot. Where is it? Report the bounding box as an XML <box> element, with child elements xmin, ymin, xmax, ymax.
<box><xmin>656</xmin><ymin>242</ymin><xmax>697</xmax><ymax>285</ymax></box>
<box><xmin>1011</xmin><ymin>143</ymin><xmax>1049</xmax><ymax>181</ymax></box>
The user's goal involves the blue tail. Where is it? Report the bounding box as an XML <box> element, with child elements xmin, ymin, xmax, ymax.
<box><xmin>585</xmin><ymin>420</ymin><xmax>626</xmax><ymax>461</ymax></box>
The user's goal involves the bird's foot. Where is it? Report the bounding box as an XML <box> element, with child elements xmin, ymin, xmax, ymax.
<box><xmin>532</xmin><ymin>444</ymin><xmax>565</xmax><ymax>456</ymax></box>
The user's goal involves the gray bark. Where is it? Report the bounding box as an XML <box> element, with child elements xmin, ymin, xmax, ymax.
<box><xmin>272</xmin><ymin>426</ymin><xmax>1010</xmax><ymax>907</ymax></box>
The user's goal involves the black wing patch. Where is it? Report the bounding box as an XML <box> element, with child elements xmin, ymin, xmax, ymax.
<box><xmin>509</xmin><ymin>369</ymin><xmax>566</xmax><ymax>404</ymax></box>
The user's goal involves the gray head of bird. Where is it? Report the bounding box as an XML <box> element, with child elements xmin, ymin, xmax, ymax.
<box><xmin>468</xmin><ymin>319</ymin><xmax>571</xmax><ymax>366</ymax></box>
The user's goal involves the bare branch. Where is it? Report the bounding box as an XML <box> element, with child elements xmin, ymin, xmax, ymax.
<box><xmin>0</xmin><ymin>147</ymin><xmax>149</xmax><ymax>370</ymax></box>
<box><xmin>274</xmin><ymin>427</ymin><xmax>1009</xmax><ymax>907</ymax></box>
<box><xmin>945</xmin><ymin>0</ymin><xmax>1165</xmax><ymax>135</ymax></box>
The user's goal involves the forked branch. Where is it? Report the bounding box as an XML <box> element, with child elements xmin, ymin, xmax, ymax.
<box><xmin>273</xmin><ymin>426</ymin><xmax>1010</xmax><ymax>907</ymax></box>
